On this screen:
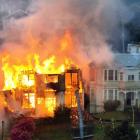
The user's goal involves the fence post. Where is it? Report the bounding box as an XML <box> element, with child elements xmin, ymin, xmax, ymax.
<box><xmin>75</xmin><ymin>89</ymin><xmax>84</xmax><ymax>139</ymax></box>
<box><xmin>136</xmin><ymin>130</ymin><xmax>139</xmax><ymax>140</ymax></box>
<box><xmin>2</xmin><ymin>120</ymin><xmax>4</xmax><ymax>140</ymax></box>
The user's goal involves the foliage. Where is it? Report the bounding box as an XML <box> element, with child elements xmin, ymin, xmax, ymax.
<box><xmin>124</xmin><ymin>106</ymin><xmax>140</xmax><ymax>122</ymax></box>
<box><xmin>104</xmin><ymin>121</ymin><xmax>137</xmax><ymax>140</ymax></box>
<box><xmin>54</xmin><ymin>106</ymin><xmax>71</xmax><ymax>123</ymax></box>
<box><xmin>35</xmin><ymin>117</ymin><xmax>54</xmax><ymax>126</ymax></box>
<box><xmin>104</xmin><ymin>100</ymin><xmax>120</xmax><ymax>112</ymax></box>
<box><xmin>94</xmin><ymin>125</ymin><xmax>105</xmax><ymax>140</ymax></box>
<box><xmin>10</xmin><ymin>116</ymin><xmax>35</xmax><ymax>140</ymax></box>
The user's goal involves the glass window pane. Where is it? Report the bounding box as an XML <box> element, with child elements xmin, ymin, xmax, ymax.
<box><xmin>108</xmin><ymin>89</ymin><xmax>113</xmax><ymax>100</ymax></box>
<box><xmin>108</xmin><ymin>70</ymin><xmax>113</xmax><ymax>80</ymax></box>
<box><xmin>115</xmin><ymin>70</ymin><xmax>118</xmax><ymax>80</ymax></box>
<box><xmin>104</xmin><ymin>70</ymin><xmax>107</xmax><ymax>81</ymax></box>
<box><xmin>120</xmin><ymin>72</ymin><xmax>123</xmax><ymax>81</ymax></box>
<box><xmin>104</xmin><ymin>90</ymin><xmax>107</xmax><ymax>100</ymax></box>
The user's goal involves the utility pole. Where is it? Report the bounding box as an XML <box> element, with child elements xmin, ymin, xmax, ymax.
<box><xmin>1</xmin><ymin>121</ymin><xmax>4</xmax><ymax>140</ymax></box>
<box><xmin>75</xmin><ymin>89</ymin><xmax>84</xmax><ymax>140</ymax></box>
<box><xmin>131</xmin><ymin>105</ymin><xmax>134</xmax><ymax>127</ymax></box>
<box><xmin>121</xmin><ymin>21</ymin><xmax>125</xmax><ymax>53</ymax></box>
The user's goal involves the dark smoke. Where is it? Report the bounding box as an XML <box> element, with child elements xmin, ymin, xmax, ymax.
<box><xmin>0</xmin><ymin>0</ymin><xmax>134</xmax><ymax>51</ymax></box>
<box><xmin>0</xmin><ymin>0</ymin><xmax>137</xmax><ymax>88</ymax></box>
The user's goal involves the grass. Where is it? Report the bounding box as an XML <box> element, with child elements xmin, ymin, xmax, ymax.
<box><xmin>94</xmin><ymin>111</ymin><xmax>131</xmax><ymax>121</ymax></box>
<box><xmin>32</xmin><ymin>111</ymin><xmax>131</xmax><ymax>140</ymax></box>
<box><xmin>33</xmin><ymin>121</ymin><xmax>105</xmax><ymax>140</ymax></box>
<box><xmin>33</xmin><ymin>123</ymin><xmax>72</xmax><ymax>140</ymax></box>
<box><xmin>93</xmin><ymin>125</ymin><xmax>105</xmax><ymax>140</ymax></box>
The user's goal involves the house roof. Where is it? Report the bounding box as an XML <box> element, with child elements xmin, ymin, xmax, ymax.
<box><xmin>114</xmin><ymin>53</ymin><xmax>140</xmax><ymax>68</ymax></box>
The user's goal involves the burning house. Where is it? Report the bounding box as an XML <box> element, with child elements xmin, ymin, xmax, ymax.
<box><xmin>2</xmin><ymin>66</ymin><xmax>84</xmax><ymax>117</ymax></box>
<box><xmin>0</xmin><ymin>28</ymin><xmax>85</xmax><ymax>117</ymax></box>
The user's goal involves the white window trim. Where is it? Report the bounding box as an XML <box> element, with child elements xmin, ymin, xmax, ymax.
<box><xmin>104</xmin><ymin>89</ymin><xmax>118</xmax><ymax>101</ymax></box>
<box><xmin>104</xmin><ymin>69</ymin><xmax>118</xmax><ymax>81</ymax></box>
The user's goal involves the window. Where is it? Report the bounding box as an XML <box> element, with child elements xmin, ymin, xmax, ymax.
<box><xmin>104</xmin><ymin>70</ymin><xmax>118</xmax><ymax>81</ymax></box>
<box><xmin>104</xmin><ymin>70</ymin><xmax>107</xmax><ymax>81</ymax></box>
<box><xmin>108</xmin><ymin>89</ymin><xmax>113</xmax><ymax>100</ymax></box>
<box><xmin>131</xmin><ymin>92</ymin><xmax>134</xmax><ymax>100</ymax></box>
<box><xmin>115</xmin><ymin>70</ymin><xmax>118</xmax><ymax>80</ymax></box>
<box><xmin>108</xmin><ymin>70</ymin><xmax>114</xmax><ymax>80</ymax></box>
<box><xmin>104</xmin><ymin>90</ymin><xmax>107</xmax><ymax>100</ymax></box>
<box><xmin>115</xmin><ymin>90</ymin><xmax>118</xmax><ymax>100</ymax></box>
<box><xmin>128</xmin><ymin>75</ymin><xmax>134</xmax><ymax>81</ymax></box>
<box><xmin>120</xmin><ymin>72</ymin><xmax>124</xmax><ymax>81</ymax></box>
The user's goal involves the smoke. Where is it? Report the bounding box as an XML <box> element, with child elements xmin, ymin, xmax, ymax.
<box><xmin>0</xmin><ymin>0</ymin><xmax>133</xmax><ymax>84</ymax></box>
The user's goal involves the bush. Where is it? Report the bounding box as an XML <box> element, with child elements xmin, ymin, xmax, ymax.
<box><xmin>104</xmin><ymin>120</ymin><xmax>137</xmax><ymax>140</ymax></box>
<box><xmin>104</xmin><ymin>100</ymin><xmax>120</xmax><ymax>112</ymax></box>
<box><xmin>54</xmin><ymin>106</ymin><xmax>71</xmax><ymax>123</ymax></box>
<box><xmin>10</xmin><ymin>116</ymin><xmax>35</xmax><ymax>140</ymax></box>
<box><xmin>35</xmin><ymin>117</ymin><xmax>54</xmax><ymax>126</ymax></box>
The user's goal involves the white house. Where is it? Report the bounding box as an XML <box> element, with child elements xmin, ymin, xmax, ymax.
<box><xmin>89</xmin><ymin>44</ymin><xmax>140</xmax><ymax>113</ymax></box>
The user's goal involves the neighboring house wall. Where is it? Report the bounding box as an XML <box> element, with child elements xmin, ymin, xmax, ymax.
<box><xmin>127</xmin><ymin>44</ymin><xmax>140</xmax><ymax>54</ymax></box>
<box><xmin>90</xmin><ymin>66</ymin><xmax>104</xmax><ymax>113</ymax></box>
<box><xmin>89</xmin><ymin>60</ymin><xmax>140</xmax><ymax>113</ymax></box>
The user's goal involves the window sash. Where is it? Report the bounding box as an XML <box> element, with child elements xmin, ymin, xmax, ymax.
<box><xmin>128</xmin><ymin>75</ymin><xmax>134</xmax><ymax>81</ymax></box>
<box><xmin>108</xmin><ymin>70</ymin><xmax>114</xmax><ymax>80</ymax></box>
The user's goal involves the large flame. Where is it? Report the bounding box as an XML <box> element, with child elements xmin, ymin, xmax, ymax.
<box><xmin>2</xmin><ymin>31</ymin><xmax>77</xmax><ymax>90</ymax></box>
<box><xmin>1</xmin><ymin>31</ymin><xmax>81</xmax><ymax>117</ymax></box>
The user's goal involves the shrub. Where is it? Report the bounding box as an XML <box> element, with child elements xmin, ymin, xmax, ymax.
<box><xmin>10</xmin><ymin>116</ymin><xmax>35</xmax><ymax>140</ymax></box>
<box><xmin>104</xmin><ymin>120</ymin><xmax>137</xmax><ymax>140</ymax></box>
<box><xmin>54</xmin><ymin>106</ymin><xmax>71</xmax><ymax>123</ymax></box>
<box><xmin>35</xmin><ymin>117</ymin><xmax>54</xmax><ymax>126</ymax></box>
<box><xmin>104</xmin><ymin>100</ymin><xmax>120</xmax><ymax>112</ymax></box>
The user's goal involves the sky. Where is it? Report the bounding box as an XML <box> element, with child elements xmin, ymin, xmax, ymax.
<box><xmin>0</xmin><ymin>0</ymin><xmax>139</xmax><ymax>88</ymax></box>
<box><xmin>0</xmin><ymin>0</ymin><xmax>139</xmax><ymax>50</ymax></box>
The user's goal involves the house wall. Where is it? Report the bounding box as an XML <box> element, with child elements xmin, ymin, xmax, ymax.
<box><xmin>90</xmin><ymin>66</ymin><xmax>104</xmax><ymax>113</ymax></box>
<box><xmin>89</xmin><ymin>64</ymin><xmax>140</xmax><ymax>113</ymax></box>
<box><xmin>127</xmin><ymin>44</ymin><xmax>140</xmax><ymax>54</ymax></box>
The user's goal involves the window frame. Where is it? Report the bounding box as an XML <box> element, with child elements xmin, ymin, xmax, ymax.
<box><xmin>128</xmin><ymin>75</ymin><xmax>134</xmax><ymax>81</ymax></box>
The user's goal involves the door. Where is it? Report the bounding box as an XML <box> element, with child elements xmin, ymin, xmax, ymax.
<box><xmin>126</xmin><ymin>92</ymin><xmax>134</xmax><ymax>106</ymax></box>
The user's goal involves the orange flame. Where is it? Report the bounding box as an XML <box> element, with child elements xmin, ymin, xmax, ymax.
<box><xmin>1</xmin><ymin>31</ymin><xmax>81</xmax><ymax>117</ymax></box>
<box><xmin>2</xmin><ymin>31</ymin><xmax>77</xmax><ymax>90</ymax></box>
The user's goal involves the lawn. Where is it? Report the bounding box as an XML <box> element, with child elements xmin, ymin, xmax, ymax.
<box><xmin>32</xmin><ymin>111</ymin><xmax>131</xmax><ymax>140</ymax></box>
<box><xmin>94</xmin><ymin>111</ymin><xmax>131</xmax><ymax>121</ymax></box>
<box><xmin>33</xmin><ymin>123</ymin><xmax>72</xmax><ymax>140</ymax></box>
<box><xmin>93</xmin><ymin>126</ymin><xmax>105</xmax><ymax>140</ymax></box>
